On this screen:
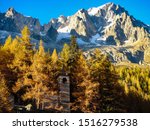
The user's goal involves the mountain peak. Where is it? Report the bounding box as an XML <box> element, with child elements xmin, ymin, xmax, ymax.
<box><xmin>58</xmin><ymin>15</ymin><xmax>67</xmax><ymax>23</ymax></box>
<box><xmin>87</xmin><ymin>2</ymin><xmax>114</xmax><ymax>16</ymax></box>
<box><xmin>88</xmin><ymin>2</ymin><xmax>127</xmax><ymax>16</ymax></box>
<box><xmin>77</xmin><ymin>8</ymin><xmax>87</xmax><ymax>13</ymax></box>
<box><xmin>75</xmin><ymin>8</ymin><xmax>89</xmax><ymax>19</ymax></box>
<box><xmin>105</xmin><ymin>2</ymin><xmax>115</xmax><ymax>6</ymax></box>
<box><xmin>5</xmin><ymin>7</ymin><xmax>17</xmax><ymax>18</ymax></box>
<box><xmin>8</xmin><ymin>7</ymin><xmax>16</xmax><ymax>11</ymax></box>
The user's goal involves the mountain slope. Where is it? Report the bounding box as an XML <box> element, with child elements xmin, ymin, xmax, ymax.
<box><xmin>0</xmin><ymin>7</ymin><xmax>58</xmax><ymax>44</ymax></box>
<box><xmin>48</xmin><ymin>2</ymin><xmax>150</xmax><ymax>46</ymax></box>
<box><xmin>0</xmin><ymin>2</ymin><xmax>150</xmax><ymax>65</ymax></box>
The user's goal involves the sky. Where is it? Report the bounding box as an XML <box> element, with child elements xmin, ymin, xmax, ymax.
<box><xmin>0</xmin><ymin>0</ymin><xmax>150</xmax><ymax>25</ymax></box>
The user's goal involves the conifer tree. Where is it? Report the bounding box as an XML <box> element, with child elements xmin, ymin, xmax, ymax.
<box><xmin>0</xmin><ymin>73</ymin><xmax>13</xmax><ymax>112</ymax></box>
<box><xmin>21</xmin><ymin>25</ymin><xmax>30</xmax><ymax>44</ymax></box>
<box><xmin>22</xmin><ymin>40</ymin><xmax>55</xmax><ymax>109</ymax></box>
<box><xmin>51</xmin><ymin>49</ymin><xmax>58</xmax><ymax>64</ymax></box>
<box><xmin>3</xmin><ymin>35</ymin><xmax>12</xmax><ymax>50</ymax></box>
<box><xmin>69</xmin><ymin>36</ymin><xmax>79</xmax><ymax>60</ymax></box>
<box><xmin>12</xmin><ymin>26</ymin><xmax>34</xmax><ymax>103</ymax></box>
<box><xmin>51</xmin><ymin>48</ymin><xmax>61</xmax><ymax>90</ymax></box>
<box><xmin>89</xmin><ymin>49</ymin><xmax>127</xmax><ymax>112</ymax></box>
<box><xmin>0</xmin><ymin>47</ymin><xmax>15</xmax><ymax>88</ymax></box>
<box><xmin>39</xmin><ymin>40</ymin><xmax>45</xmax><ymax>55</ymax></box>
<box><xmin>60</xmin><ymin>43</ymin><xmax>70</xmax><ymax>71</ymax></box>
<box><xmin>60</xmin><ymin>36</ymin><xmax>89</xmax><ymax>112</ymax></box>
<box><xmin>9</xmin><ymin>37</ymin><xmax>20</xmax><ymax>54</ymax></box>
<box><xmin>70</xmin><ymin>52</ymin><xmax>89</xmax><ymax>112</ymax></box>
<box><xmin>12</xmin><ymin>26</ymin><xmax>33</xmax><ymax>74</ymax></box>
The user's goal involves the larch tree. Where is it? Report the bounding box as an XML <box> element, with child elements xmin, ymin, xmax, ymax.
<box><xmin>23</xmin><ymin>40</ymin><xmax>55</xmax><ymax>110</ymax></box>
<box><xmin>71</xmin><ymin>52</ymin><xmax>92</xmax><ymax>112</ymax></box>
<box><xmin>0</xmin><ymin>73</ymin><xmax>13</xmax><ymax>112</ymax></box>
<box><xmin>60</xmin><ymin>36</ymin><xmax>88</xmax><ymax>112</ymax></box>
<box><xmin>3</xmin><ymin>35</ymin><xmax>12</xmax><ymax>50</ymax></box>
<box><xmin>51</xmin><ymin>48</ymin><xmax>61</xmax><ymax>91</ymax></box>
<box><xmin>51</xmin><ymin>49</ymin><xmax>58</xmax><ymax>64</ymax></box>
<box><xmin>12</xmin><ymin>26</ymin><xmax>34</xmax><ymax>103</ymax></box>
<box><xmin>21</xmin><ymin>25</ymin><xmax>30</xmax><ymax>44</ymax></box>
<box><xmin>89</xmin><ymin>49</ymin><xmax>127</xmax><ymax>112</ymax></box>
<box><xmin>0</xmin><ymin>47</ymin><xmax>15</xmax><ymax>89</ymax></box>
<box><xmin>60</xmin><ymin>43</ymin><xmax>70</xmax><ymax>71</ymax></box>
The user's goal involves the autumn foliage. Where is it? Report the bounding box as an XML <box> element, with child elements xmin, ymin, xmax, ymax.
<box><xmin>0</xmin><ymin>26</ymin><xmax>150</xmax><ymax>112</ymax></box>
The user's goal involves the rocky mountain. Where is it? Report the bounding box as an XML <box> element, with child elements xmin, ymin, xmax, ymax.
<box><xmin>0</xmin><ymin>3</ymin><xmax>150</xmax><ymax>65</ymax></box>
<box><xmin>0</xmin><ymin>7</ymin><xmax>57</xmax><ymax>43</ymax></box>
<box><xmin>47</xmin><ymin>2</ymin><xmax>150</xmax><ymax>46</ymax></box>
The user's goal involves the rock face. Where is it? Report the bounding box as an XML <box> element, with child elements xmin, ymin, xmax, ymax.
<box><xmin>48</xmin><ymin>2</ymin><xmax>150</xmax><ymax>46</ymax></box>
<box><xmin>0</xmin><ymin>7</ymin><xmax>57</xmax><ymax>43</ymax></box>
<box><xmin>0</xmin><ymin>3</ymin><xmax>150</xmax><ymax>65</ymax></box>
<box><xmin>2</xmin><ymin>8</ymin><xmax>41</xmax><ymax>33</ymax></box>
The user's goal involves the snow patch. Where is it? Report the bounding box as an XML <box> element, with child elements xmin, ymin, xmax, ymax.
<box><xmin>57</xmin><ymin>32</ymin><xmax>71</xmax><ymax>41</ymax></box>
<box><xmin>124</xmin><ymin>40</ymin><xmax>129</xmax><ymax>43</ymax></box>
<box><xmin>90</xmin><ymin>33</ymin><xmax>107</xmax><ymax>44</ymax></box>
<box><xmin>25</xmin><ymin>15</ymin><xmax>31</xmax><ymax>18</ymax></box>
<box><xmin>107</xmin><ymin>16</ymin><xmax>113</xmax><ymax>22</ymax></box>
<box><xmin>57</xmin><ymin>26</ymin><xmax>72</xmax><ymax>41</ymax></box>
<box><xmin>104</xmin><ymin>21</ymin><xmax>114</xmax><ymax>30</ymax></box>
<box><xmin>98</xmin><ymin>27</ymin><xmax>102</xmax><ymax>31</ymax></box>
<box><xmin>0</xmin><ymin>35</ymin><xmax>6</xmax><ymax>39</ymax></box>
<box><xmin>40</xmin><ymin>32</ymin><xmax>46</xmax><ymax>36</ymax></box>
<box><xmin>77</xmin><ymin>38</ymin><xmax>87</xmax><ymax>44</ymax></box>
<box><xmin>97</xmin><ymin>36</ymin><xmax>106</xmax><ymax>41</ymax></box>
<box><xmin>90</xmin><ymin>33</ymin><xmax>100</xmax><ymax>43</ymax></box>
<box><xmin>88</xmin><ymin>7</ymin><xmax>100</xmax><ymax>16</ymax></box>
<box><xmin>132</xmin><ymin>18</ymin><xmax>136</xmax><ymax>21</ymax></box>
<box><xmin>57</xmin><ymin>26</ymin><xmax>71</xmax><ymax>33</ymax></box>
<box><xmin>88</xmin><ymin>4</ymin><xmax>107</xmax><ymax>16</ymax></box>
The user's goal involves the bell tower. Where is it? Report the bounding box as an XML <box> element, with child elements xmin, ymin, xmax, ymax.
<box><xmin>58</xmin><ymin>69</ymin><xmax>70</xmax><ymax>112</ymax></box>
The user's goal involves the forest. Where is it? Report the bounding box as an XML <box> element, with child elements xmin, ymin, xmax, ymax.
<box><xmin>0</xmin><ymin>26</ymin><xmax>150</xmax><ymax>113</ymax></box>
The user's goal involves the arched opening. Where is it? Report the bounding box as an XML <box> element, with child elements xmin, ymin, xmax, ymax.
<box><xmin>62</xmin><ymin>78</ymin><xmax>67</xmax><ymax>83</ymax></box>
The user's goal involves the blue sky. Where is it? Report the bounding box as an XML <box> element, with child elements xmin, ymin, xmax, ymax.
<box><xmin>0</xmin><ymin>0</ymin><xmax>150</xmax><ymax>25</ymax></box>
